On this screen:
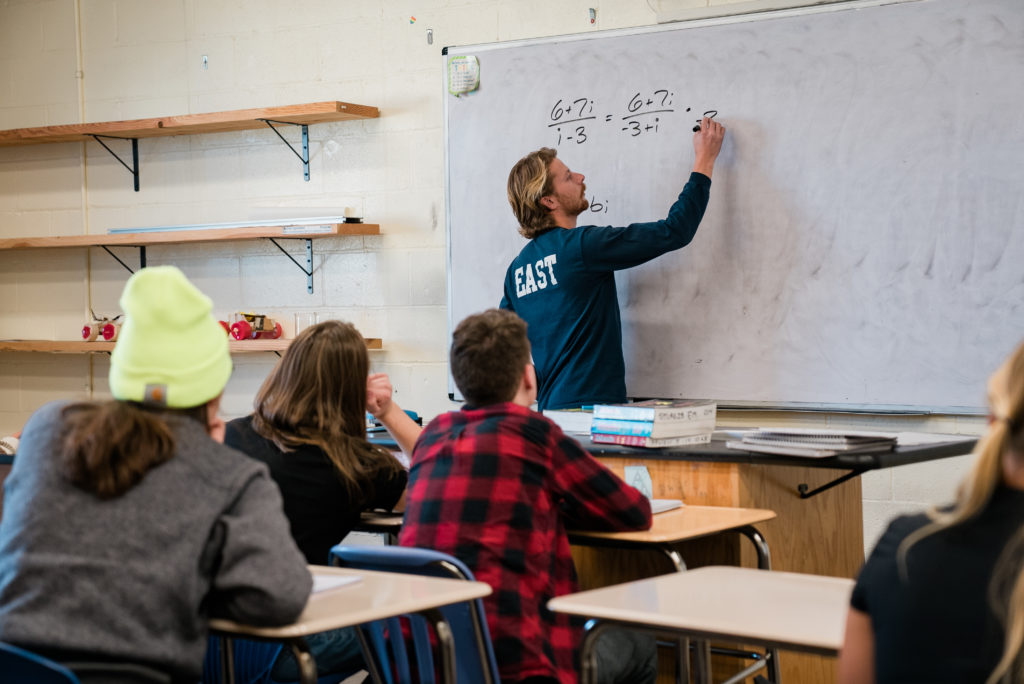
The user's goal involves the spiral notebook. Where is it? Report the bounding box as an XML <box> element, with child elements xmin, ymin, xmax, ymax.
<box><xmin>726</xmin><ymin>428</ymin><xmax>897</xmax><ymax>458</ymax></box>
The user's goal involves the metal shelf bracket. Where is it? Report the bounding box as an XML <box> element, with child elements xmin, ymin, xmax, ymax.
<box><xmin>268</xmin><ymin>238</ymin><xmax>314</xmax><ymax>294</ymax></box>
<box><xmin>260</xmin><ymin>119</ymin><xmax>310</xmax><ymax>181</ymax></box>
<box><xmin>796</xmin><ymin>468</ymin><xmax>865</xmax><ymax>499</ymax></box>
<box><xmin>99</xmin><ymin>245</ymin><xmax>147</xmax><ymax>274</ymax></box>
<box><xmin>91</xmin><ymin>135</ymin><xmax>140</xmax><ymax>191</ymax></box>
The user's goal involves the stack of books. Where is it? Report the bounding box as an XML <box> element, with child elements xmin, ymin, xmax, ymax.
<box><xmin>726</xmin><ymin>428</ymin><xmax>897</xmax><ymax>458</ymax></box>
<box><xmin>590</xmin><ymin>399</ymin><xmax>717</xmax><ymax>448</ymax></box>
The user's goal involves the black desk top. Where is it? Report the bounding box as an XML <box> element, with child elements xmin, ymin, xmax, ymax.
<box><xmin>583</xmin><ymin>435</ymin><xmax>976</xmax><ymax>470</ymax></box>
<box><xmin>369</xmin><ymin>430</ymin><xmax>976</xmax><ymax>471</ymax></box>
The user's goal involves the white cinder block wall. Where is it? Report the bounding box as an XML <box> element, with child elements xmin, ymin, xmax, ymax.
<box><xmin>0</xmin><ymin>0</ymin><xmax>987</xmax><ymax>558</ymax></box>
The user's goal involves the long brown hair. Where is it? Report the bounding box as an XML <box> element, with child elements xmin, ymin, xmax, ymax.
<box><xmin>61</xmin><ymin>401</ymin><xmax>208</xmax><ymax>499</ymax></box>
<box><xmin>898</xmin><ymin>340</ymin><xmax>1024</xmax><ymax>683</ymax></box>
<box><xmin>250</xmin><ymin>320</ymin><xmax>404</xmax><ymax>503</ymax></box>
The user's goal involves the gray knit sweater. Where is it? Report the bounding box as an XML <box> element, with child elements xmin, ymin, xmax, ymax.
<box><xmin>0</xmin><ymin>401</ymin><xmax>313</xmax><ymax>680</ymax></box>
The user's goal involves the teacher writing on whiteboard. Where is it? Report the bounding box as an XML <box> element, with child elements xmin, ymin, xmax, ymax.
<box><xmin>499</xmin><ymin>116</ymin><xmax>725</xmax><ymax>411</ymax></box>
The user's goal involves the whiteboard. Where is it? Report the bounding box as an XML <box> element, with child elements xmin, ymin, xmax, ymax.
<box><xmin>444</xmin><ymin>0</ymin><xmax>1024</xmax><ymax>413</ymax></box>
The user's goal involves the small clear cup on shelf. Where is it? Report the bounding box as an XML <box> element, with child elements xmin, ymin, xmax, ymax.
<box><xmin>293</xmin><ymin>312</ymin><xmax>319</xmax><ymax>337</ymax></box>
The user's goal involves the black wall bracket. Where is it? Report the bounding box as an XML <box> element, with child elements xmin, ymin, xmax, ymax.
<box><xmin>91</xmin><ymin>135</ymin><xmax>140</xmax><ymax>191</ymax></box>
<box><xmin>98</xmin><ymin>239</ymin><xmax>313</xmax><ymax>295</ymax></box>
<box><xmin>260</xmin><ymin>120</ymin><xmax>310</xmax><ymax>181</ymax></box>
<box><xmin>99</xmin><ymin>245</ymin><xmax>146</xmax><ymax>274</ymax></box>
<box><xmin>268</xmin><ymin>238</ymin><xmax>314</xmax><ymax>294</ymax></box>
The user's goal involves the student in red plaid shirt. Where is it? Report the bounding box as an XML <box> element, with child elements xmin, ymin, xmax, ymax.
<box><xmin>398</xmin><ymin>309</ymin><xmax>656</xmax><ymax>684</ymax></box>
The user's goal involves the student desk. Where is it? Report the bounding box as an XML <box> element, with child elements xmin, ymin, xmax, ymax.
<box><xmin>572</xmin><ymin>433</ymin><xmax>973</xmax><ymax>684</ymax></box>
<box><xmin>208</xmin><ymin>565</ymin><xmax>491</xmax><ymax>684</ymax></box>
<box><xmin>357</xmin><ymin>505</ymin><xmax>776</xmax><ymax>572</ymax></box>
<box><xmin>570</xmin><ymin>506</ymin><xmax>776</xmax><ymax>684</ymax></box>
<box><xmin>548</xmin><ymin>566</ymin><xmax>854</xmax><ymax>684</ymax></box>
<box><xmin>356</xmin><ymin>511</ymin><xmax>405</xmax><ymax>539</ymax></box>
<box><xmin>365</xmin><ymin>430</ymin><xmax>973</xmax><ymax>684</ymax></box>
<box><xmin>568</xmin><ymin>504</ymin><xmax>776</xmax><ymax>572</ymax></box>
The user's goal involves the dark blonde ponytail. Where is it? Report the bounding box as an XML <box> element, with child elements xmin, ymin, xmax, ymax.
<box><xmin>61</xmin><ymin>401</ymin><xmax>205</xmax><ymax>499</ymax></box>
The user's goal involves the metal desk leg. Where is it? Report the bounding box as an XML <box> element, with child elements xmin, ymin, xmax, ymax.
<box><xmin>424</xmin><ymin>608</ymin><xmax>458</xmax><ymax>683</ymax></box>
<box><xmin>286</xmin><ymin>639</ymin><xmax>317</xmax><ymax>684</ymax></box>
<box><xmin>676</xmin><ymin>637</ymin><xmax>690</xmax><ymax>684</ymax></box>
<box><xmin>654</xmin><ymin>544</ymin><xmax>688</xmax><ymax>573</ymax></box>
<box><xmin>652</xmin><ymin>543</ymin><xmax>688</xmax><ymax>683</ymax></box>
<box><xmin>218</xmin><ymin>635</ymin><xmax>235</xmax><ymax>684</ymax></box>
<box><xmin>737</xmin><ymin>525</ymin><xmax>781</xmax><ymax>682</ymax></box>
<box><xmin>579</xmin><ymin>619</ymin><xmax>617</xmax><ymax>684</ymax></box>
<box><xmin>766</xmin><ymin>644</ymin><xmax>782</xmax><ymax>684</ymax></box>
<box><xmin>737</xmin><ymin>525</ymin><xmax>772</xmax><ymax>570</ymax></box>
<box><xmin>691</xmin><ymin>639</ymin><xmax>712</xmax><ymax>684</ymax></box>
<box><xmin>354</xmin><ymin>626</ymin><xmax>387</xmax><ymax>684</ymax></box>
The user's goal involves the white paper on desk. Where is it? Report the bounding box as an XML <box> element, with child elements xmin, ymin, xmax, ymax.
<box><xmin>650</xmin><ymin>499</ymin><xmax>684</xmax><ymax>514</ymax></box>
<box><xmin>312</xmin><ymin>574</ymin><xmax>362</xmax><ymax>594</ymax></box>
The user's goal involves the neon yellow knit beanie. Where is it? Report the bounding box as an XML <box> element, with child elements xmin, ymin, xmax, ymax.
<box><xmin>109</xmin><ymin>265</ymin><xmax>231</xmax><ymax>408</ymax></box>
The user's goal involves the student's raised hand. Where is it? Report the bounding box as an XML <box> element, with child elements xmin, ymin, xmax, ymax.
<box><xmin>366</xmin><ymin>373</ymin><xmax>395</xmax><ymax>419</ymax></box>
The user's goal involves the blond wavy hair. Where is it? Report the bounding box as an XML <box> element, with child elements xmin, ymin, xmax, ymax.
<box><xmin>507</xmin><ymin>147</ymin><xmax>558</xmax><ymax>238</ymax></box>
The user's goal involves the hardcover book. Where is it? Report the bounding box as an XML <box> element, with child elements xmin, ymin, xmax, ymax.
<box><xmin>592</xmin><ymin>398</ymin><xmax>716</xmax><ymax>424</ymax></box>
<box><xmin>591</xmin><ymin>416</ymin><xmax>714</xmax><ymax>438</ymax></box>
<box><xmin>591</xmin><ymin>431</ymin><xmax>712</xmax><ymax>448</ymax></box>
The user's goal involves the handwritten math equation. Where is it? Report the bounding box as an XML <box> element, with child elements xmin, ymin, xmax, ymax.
<box><xmin>547</xmin><ymin>90</ymin><xmax>716</xmax><ymax>146</ymax></box>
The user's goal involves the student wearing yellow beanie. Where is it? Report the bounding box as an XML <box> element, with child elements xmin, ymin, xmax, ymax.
<box><xmin>109</xmin><ymin>264</ymin><xmax>232</xmax><ymax>412</ymax></box>
<box><xmin>0</xmin><ymin>266</ymin><xmax>312</xmax><ymax>683</ymax></box>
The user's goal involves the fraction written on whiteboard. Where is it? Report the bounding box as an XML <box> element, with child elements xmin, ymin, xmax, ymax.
<box><xmin>547</xmin><ymin>90</ymin><xmax>714</xmax><ymax>146</ymax></box>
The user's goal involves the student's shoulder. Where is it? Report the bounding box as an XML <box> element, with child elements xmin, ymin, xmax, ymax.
<box><xmin>17</xmin><ymin>400</ymin><xmax>64</xmax><ymax>437</ymax></box>
<box><xmin>869</xmin><ymin>511</ymin><xmax>932</xmax><ymax>560</ymax></box>
<box><xmin>500</xmin><ymin>405</ymin><xmax>580</xmax><ymax>451</ymax></box>
<box><xmin>172</xmin><ymin>417</ymin><xmax>274</xmax><ymax>490</ymax></box>
<box><xmin>423</xmin><ymin>404</ymin><xmax>564</xmax><ymax>444</ymax></box>
<box><xmin>223</xmin><ymin>414</ymin><xmax>260</xmax><ymax>447</ymax></box>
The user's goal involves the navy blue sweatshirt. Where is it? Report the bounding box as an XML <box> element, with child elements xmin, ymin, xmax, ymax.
<box><xmin>500</xmin><ymin>172</ymin><xmax>712</xmax><ymax>411</ymax></box>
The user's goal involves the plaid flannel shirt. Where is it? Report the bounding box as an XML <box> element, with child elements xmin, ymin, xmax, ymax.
<box><xmin>398</xmin><ymin>402</ymin><xmax>652</xmax><ymax>683</ymax></box>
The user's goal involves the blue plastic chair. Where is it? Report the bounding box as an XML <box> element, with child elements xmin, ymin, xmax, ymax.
<box><xmin>0</xmin><ymin>641</ymin><xmax>81</xmax><ymax>683</ymax></box>
<box><xmin>201</xmin><ymin>636</ymin><xmax>353</xmax><ymax>684</ymax></box>
<box><xmin>202</xmin><ymin>636</ymin><xmax>282</xmax><ymax>683</ymax></box>
<box><xmin>328</xmin><ymin>545</ymin><xmax>500</xmax><ymax>684</ymax></box>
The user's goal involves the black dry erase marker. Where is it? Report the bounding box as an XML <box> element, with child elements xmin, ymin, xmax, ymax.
<box><xmin>693</xmin><ymin>110</ymin><xmax>718</xmax><ymax>132</ymax></box>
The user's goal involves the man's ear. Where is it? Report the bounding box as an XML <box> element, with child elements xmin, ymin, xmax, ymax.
<box><xmin>512</xmin><ymin>363</ymin><xmax>538</xmax><ymax>407</ymax></box>
<box><xmin>540</xmin><ymin>194</ymin><xmax>557</xmax><ymax>211</ymax></box>
<box><xmin>523</xmin><ymin>363</ymin><xmax>537</xmax><ymax>393</ymax></box>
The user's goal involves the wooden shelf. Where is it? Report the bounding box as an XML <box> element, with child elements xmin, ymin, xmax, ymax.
<box><xmin>0</xmin><ymin>101</ymin><xmax>379</xmax><ymax>147</ymax></box>
<box><xmin>0</xmin><ymin>223</ymin><xmax>380</xmax><ymax>251</ymax></box>
<box><xmin>0</xmin><ymin>338</ymin><xmax>384</xmax><ymax>354</ymax></box>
